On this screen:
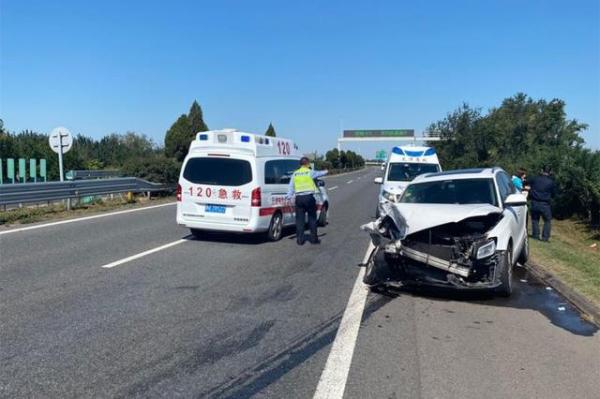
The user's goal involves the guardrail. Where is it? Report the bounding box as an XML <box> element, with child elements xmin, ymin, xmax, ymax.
<box><xmin>66</xmin><ymin>170</ymin><xmax>122</xmax><ymax>180</ymax></box>
<box><xmin>0</xmin><ymin>178</ymin><xmax>172</xmax><ymax>206</ymax></box>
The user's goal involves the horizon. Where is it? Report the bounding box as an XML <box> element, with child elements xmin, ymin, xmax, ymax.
<box><xmin>1</xmin><ymin>0</ymin><xmax>598</xmax><ymax>158</ymax></box>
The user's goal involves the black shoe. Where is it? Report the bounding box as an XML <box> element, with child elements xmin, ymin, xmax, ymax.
<box><xmin>310</xmin><ymin>239</ymin><xmax>321</xmax><ymax>245</ymax></box>
<box><xmin>297</xmin><ymin>240</ymin><xmax>305</xmax><ymax>246</ymax></box>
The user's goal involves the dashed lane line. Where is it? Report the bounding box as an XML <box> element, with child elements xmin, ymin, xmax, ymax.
<box><xmin>313</xmin><ymin>242</ymin><xmax>372</xmax><ymax>399</ymax></box>
<box><xmin>328</xmin><ymin>186</ymin><xmax>339</xmax><ymax>191</ymax></box>
<box><xmin>347</xmin><ymin>180</ymin><xmax>354</xmax><ymax>184</ymax></box>
<box><xmin>100</xmin><ymin>238</ymin><xmax>188</xmax><ymax>269</ymax></box>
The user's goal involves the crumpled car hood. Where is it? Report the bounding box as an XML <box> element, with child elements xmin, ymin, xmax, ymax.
<box><xmin>383</xmin><ymin>203</ymin><xmax>502</xmax><ymax>236</ymax></box>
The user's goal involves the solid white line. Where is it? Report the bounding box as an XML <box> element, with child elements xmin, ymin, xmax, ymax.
<box><xmin>313</xmin><ymin>242</ymin><xmax>373</xmax><ymax>399</ymax></box>
<box><xmin>328</xmin><ymin>186</ymin><xmax>339</xmax><ymax>191</ymax></box>
<box><xmin>100</xmin><ymin>238</ymin><xmax>187</xmax><ymax>269</ymax></box>
<box><xmin>346</xmin><ymin>180</ymin><xmax>354</xmax><ymax>184</ymax></box>
<box><xmin>0</xmin><ymin>202</ymin><xmax>176</xmax><ymax>236</ymax></box>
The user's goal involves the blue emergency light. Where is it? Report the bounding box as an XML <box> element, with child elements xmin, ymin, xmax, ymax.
<box><xmin>241</xmin><ymin>135</ymin><xmax>250</xmax><ymax>143</ymax></box>
<box><xmin>199</xmin><ymin>134</ymin><xmax>208</xmax><ymax>140</ymax></box>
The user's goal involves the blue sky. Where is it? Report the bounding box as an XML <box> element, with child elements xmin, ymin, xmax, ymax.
<box><xmin>1</xmin><ymin>0</ymin><xmax>599</xmax><ymax>157</ymax></box>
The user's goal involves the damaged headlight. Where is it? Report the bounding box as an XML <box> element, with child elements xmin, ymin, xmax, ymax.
<box><xmin>476</xmin><ymin>239</ymin><xmax>496</xmax><ymax>259</ymax></box>
<box><xmin>382</xmin><ymin>189</ymin><xmax>401</xmax><ymax>203</ymax></box>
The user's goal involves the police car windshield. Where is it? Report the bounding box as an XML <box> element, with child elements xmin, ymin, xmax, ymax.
<box><xmin>387</xmin><ymin>163</ymin><xmax>440</xmax><ymax>182</ymax></box>
<box><xmin>400</xmin><ymin>178</ymin><xmax>498</xmax><ymax>206</ymax></box>
<box><xmin>183</xmin><ymin>158</ymin><xmax>252</xmax><ymax>186</ymax></box>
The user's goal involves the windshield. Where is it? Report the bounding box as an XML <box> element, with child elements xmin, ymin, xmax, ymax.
<box><xmin>183</xmin><ymin>158</ymin><xmax>252</xmax><ymax>186</ymax></box>
<box><xmin>400</xmin><ymin>178</ymin><xmax>498</xmax><ymax>206</ymax></box>
<box><xmin>387</xmin><ymin>163</ymin><xmax>440</xmax><ymax>182</ymax></box>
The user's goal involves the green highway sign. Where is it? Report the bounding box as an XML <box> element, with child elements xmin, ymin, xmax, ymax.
<box><xmin>376</xmin><ymin>150</ymin><xmax>387</xmax><ymax>160</ymax></box>
<box><xmin>343</xmin><ymin>129</ymin><xmax>414</xmax><ymax>138</ymax></box>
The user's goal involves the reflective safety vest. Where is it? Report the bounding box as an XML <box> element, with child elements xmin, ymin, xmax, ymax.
<box><xmin>293</xmin><ymin>167</ymin><xmax>317</xmax><ymax>194</ymax></box>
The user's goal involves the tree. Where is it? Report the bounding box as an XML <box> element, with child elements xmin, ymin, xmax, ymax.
<box><xmin>164</xmin><ymin>114</ymin><xmax>192</xmax><ymax>162</ymax></box>
<box><xmin>265</xmin><ymin>123</ymin><xmax>276</xmax><ymax>137</ymax></box>
<box><xmin>325</xmin><ymin>148</ymin><xmax>340</xmax><ymax>168</ymax></box>
<box><xmin>188</xmin><ymin>100</ymin><xmax>208</xmax><ymax>134</ymax></box>
<box><xmin>429</xmin><ymin>93</ymin><xmax>597</xmax><ymax>225</ymax></box>
<box><xmin>164</xmin><ymin>101</ymin><xmax>209</xmax><ymax>162</ymax></box>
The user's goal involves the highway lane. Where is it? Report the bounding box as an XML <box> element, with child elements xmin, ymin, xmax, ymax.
<box><xmin>0</xmin><ymin>168</ymin><xmax>378</xmax><ymax>398</ymax></box>
<box><xmin>1</xmin><ymin>166</ymin><xmax>598</xmax><ymax>398</ymax></box>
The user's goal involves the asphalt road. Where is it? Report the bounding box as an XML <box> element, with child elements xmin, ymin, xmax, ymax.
<box><xmin>1</xmin><ymin>167</ymin><xmax>598</xmax><ymax>399</ymax></box>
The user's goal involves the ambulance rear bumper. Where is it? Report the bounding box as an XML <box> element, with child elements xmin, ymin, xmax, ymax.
<box><xmin>176</xmin><ymin>214</ymin><xmax>270</xmax><ymax>233</ymax></box>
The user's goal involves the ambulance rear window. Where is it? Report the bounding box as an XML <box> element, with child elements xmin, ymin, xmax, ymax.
<box><xmin>183</xmin><ymin>158</ymin><xmax>252</xmax><ymax>186</ymax></box>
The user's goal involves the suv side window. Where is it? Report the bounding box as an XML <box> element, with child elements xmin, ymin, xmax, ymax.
<box><xmin>265</xmin><ymin>159</ymin><xmax>299</xmax><ymax>184</ymax></box>
<box><xmin>496</xmin><ymin>172</ymin><xmax>514</xmax><ymax>203</ymax></box>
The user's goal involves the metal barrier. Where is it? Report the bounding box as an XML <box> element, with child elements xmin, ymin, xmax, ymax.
<box><xmin>0</xmin><ymin>178</ymin><xmax>171</xmax><ymax>206</ymax></box>
<box><xmin>66</xmin><ymin>170</ymin><xmax>122</xmax><ymax>180</ymax></box>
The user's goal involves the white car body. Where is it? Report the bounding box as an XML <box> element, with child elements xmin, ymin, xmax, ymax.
<box><xmin>376</xmin><ymin>146</ymin><xmax>441</xmax><ymax>207</ymax></box>
<box><xmin>176</xmin><ymin>129</ymin><xmax>329</xmax><ymax>239</ymax></box>
<box><xmin>363</xmin><ymin>167</ymin><xmax>528</xmax><ymax>296</ymax></box>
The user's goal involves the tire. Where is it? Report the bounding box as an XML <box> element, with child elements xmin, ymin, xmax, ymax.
<box><xmin>517</xmin><ymin>235</ymin><xmax>529</xmax><ymax>265</ymax></box>
<box><xmin>363</xmin><ymin>247</ymin><xmax>388</xmax><ymax>287</ymax></box>
<box><xmin>495</xmin><ymin>247</ymin><xmax>513</xmax><ymax>297</ymax></box>
<box><xmin>318</xmin><ymin>203</ymin><xmax>328</xmax><ymax>227</ymax></box>
<box><xmin>267</xmin><ymin>212</ymin><xmax>283</xmax><ymax>241</ymax></box>
<box><xmin>190</xmin><ymin>228</ymin><xmax>204</xmax><ymax>239</ymax></box>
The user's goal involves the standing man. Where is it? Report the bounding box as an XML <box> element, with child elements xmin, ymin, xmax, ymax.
<box><xmin>529</xmin><ymin>165</ymin><xmax>556</xmax><ymax>241</ymax></box>
<box><xmin>287</xmin><ymin>157</ymin><xmax>328</xmax><ymax>245</ymax></box>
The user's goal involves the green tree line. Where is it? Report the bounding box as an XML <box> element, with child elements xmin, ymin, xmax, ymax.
<box><xmin>428</xmin><ymin>93</ymin><xmax>600</xmax><ymax>226</ymax></box>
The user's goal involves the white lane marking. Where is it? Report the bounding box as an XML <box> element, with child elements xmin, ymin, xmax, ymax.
<box><xmin>347</xmin><ymin>180</ymin><xmax>354</xmax><ymax>184</ymax></box>
<box><xmin>313</xmin><ymin>242</ymin><xmax>373</xmax><ymax>399</ymax></box>
<box><xmin>0</xmin><ymin>202</ymin><xmax>176</xmax><ymax>236</ymax></box>
<box><xmin>100</xmin><ymin>238</ymin><xmax>187</xmax><ymax>269</ymax></box>
<box><xmin>328</xmin><ymin>186</ymin><xmax>339</xmax><ymax>191</ymax></box>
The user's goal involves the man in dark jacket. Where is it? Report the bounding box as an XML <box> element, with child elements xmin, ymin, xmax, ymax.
<box><xmin>528</xmin><ymin>165</ymin><xmax>556</xmax><ymax>241</ymax></box>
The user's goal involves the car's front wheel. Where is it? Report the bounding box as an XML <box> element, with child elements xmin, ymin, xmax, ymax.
<box><xmin>495</xmin><ymin>246</ymin><xmax>513</xmax><ymax>297</ymax></box>
<box><xmin>517</xmin><ymin>235</ymin><xmax>529</xmax><ymax>265</ymax></box>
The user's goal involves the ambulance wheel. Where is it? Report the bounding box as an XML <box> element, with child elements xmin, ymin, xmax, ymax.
<box><xmin>267</xmin><ymin>212</ymin><xmax>283</xmax><ymax>241</ymax></box>
<box><xmin>318</xmin><ymin>203</ymin><xmax>328</xmax><ymax>227</ymax></box>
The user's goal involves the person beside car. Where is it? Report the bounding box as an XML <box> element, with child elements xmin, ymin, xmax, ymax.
<box><xmin>287</xmin><ymin>157</ymin><xmax>328</xmax><ymax>245</ymax></box>
<box><xmin>528</xmin><ymin>165</ymin><xmax>556</xmax><ymax>241</ymax></box>
<box><xmin>512</xmin><ymin>168</ymin><xmax>527</xmax><ymax>192</ymax></box>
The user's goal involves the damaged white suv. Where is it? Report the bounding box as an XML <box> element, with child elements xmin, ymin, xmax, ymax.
<box><xmin>363</xmin><ymin>168</ymin><xmax>528</xmax><ymax>296</ymax></box>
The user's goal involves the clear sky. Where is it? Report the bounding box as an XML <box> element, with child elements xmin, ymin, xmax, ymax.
<box><xmin>1</xmin><ymin>0</ymin><xmax>599</xmax><ymax>157</ymax></box>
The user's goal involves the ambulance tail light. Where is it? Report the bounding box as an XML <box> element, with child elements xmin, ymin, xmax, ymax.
<box><xmin>251</xmin><ymin>187</ymin><xmax>261</xmax><ymax>207</ymax></box>
<box><xmin>176</xmin><ymin>184</ymin><xmax>182</xmax><ymax>202</ymax></box>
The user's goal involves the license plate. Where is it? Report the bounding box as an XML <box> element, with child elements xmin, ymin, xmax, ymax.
<box><xmin>206</xmin><ymin>204</ymin><xmax>226</xmax><ymax>214</ymax></box>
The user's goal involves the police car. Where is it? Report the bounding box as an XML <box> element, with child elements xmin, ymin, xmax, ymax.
<box><xmin>176</xmin><ymin>129</ymin><xmax>330</xmax><ymax>241</ymax></box>
<box><xmin>374</xmin><ymin>145</ymin><xmax>441</xmax><ymax>215</ymax></box>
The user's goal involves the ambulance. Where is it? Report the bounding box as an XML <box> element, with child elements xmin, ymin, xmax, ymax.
<box><xmin>374</xmin><ymin>145</ymin><xmax>441</xmax><ymax>213</ymax></box>
<box><xmin>176</xmin><ymin>129</ymin><xmax>330</xmax><ymax>241</ymax></box>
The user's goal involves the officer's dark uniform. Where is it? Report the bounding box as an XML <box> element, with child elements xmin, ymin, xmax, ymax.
<box><xmin>529</xmin><ymin>174</ymin><xmax>555</xmax><ymax>241</ymax></box>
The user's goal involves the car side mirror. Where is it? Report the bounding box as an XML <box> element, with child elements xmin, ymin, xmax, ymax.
<box><xmin>374</xmin><ymin>177</ymin><xmax>383</xmax><ymax>184</ymax></box>
<box><xmin>504</xmin><ymin>193</ymin><xmax>527</xmax><ymax>207</ymax></box>
<box><xmin>316</xmin><ymin>180</ymin><xmax>325</xmax><ymax>187</ymax></box>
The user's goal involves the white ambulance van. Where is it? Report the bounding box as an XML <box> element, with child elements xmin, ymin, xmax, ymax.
<box><xmin>176</xmin><ymin>129</ymin><xmax>329</xmax><ymax>241</ymax></box>
<box><xmin>374</xmin><ymin>145</ymin><xmax>441</xmax><ymax>212</ymax></box>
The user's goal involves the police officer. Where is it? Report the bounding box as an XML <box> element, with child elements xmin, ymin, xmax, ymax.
<box><xmin>287</xmin><ymin>157</ymin><xmax>328</xmax><ymax>245</ymax></box>
<box><xmin>529</xmin><ymin>165</ymin><xmax>556</xmax><ymax>241</ymax></box>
